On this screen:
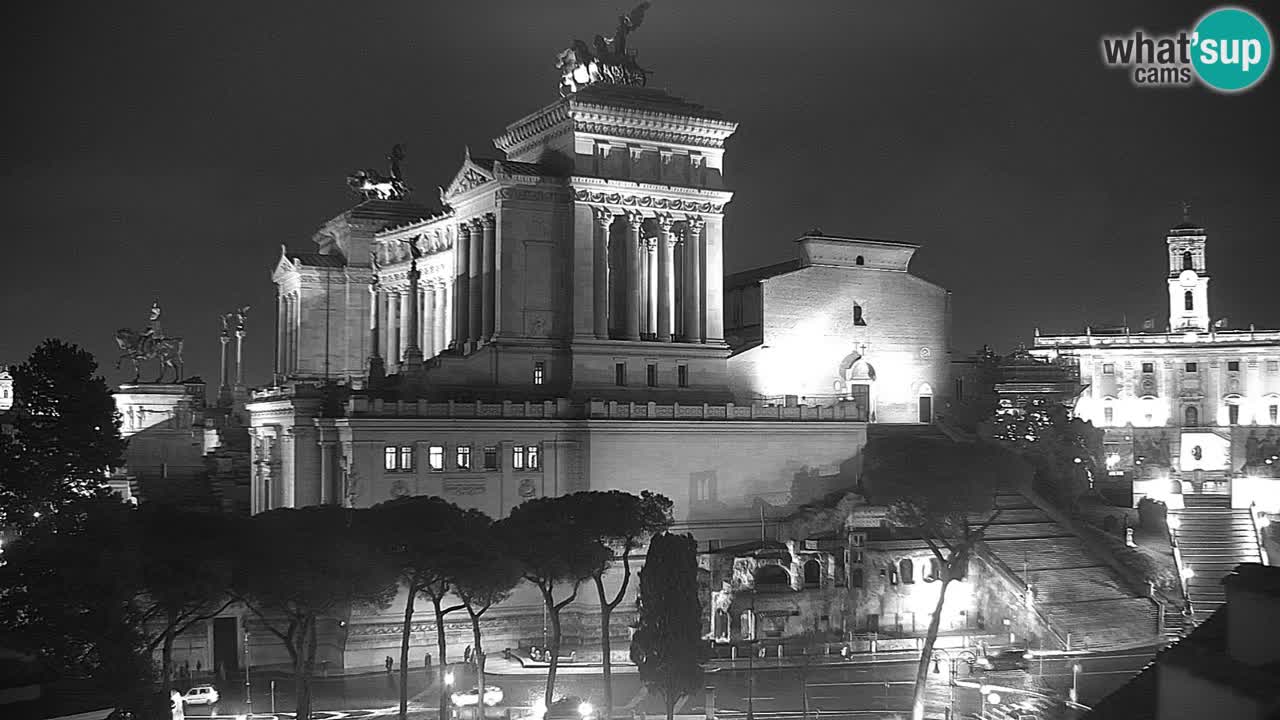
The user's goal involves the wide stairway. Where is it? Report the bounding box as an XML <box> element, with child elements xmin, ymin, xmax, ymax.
<box><xmin>1171</xmin><ymin>493</ymin><xmax>1263</xmax><ymax>623</ymax></box>
<box><xmin>976</xmin><ymin>492</ymin><xmax>1158</xmax><ymax>650</ymax></box>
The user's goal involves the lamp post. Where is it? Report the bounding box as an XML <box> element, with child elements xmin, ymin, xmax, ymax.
<box><xmin>747</xmin><ymin>592</ymin><xmax>757</xmax><ymax>720</ymax></box>
<box><xmin>244</xmin><ymin>629</ymin><xmax>252</xmax><ymax>717</ymax></box>
<box><xmin>1071</xmin><ymin>662</ymin><xmax>1082</xmax><ymax>703</ymax></box>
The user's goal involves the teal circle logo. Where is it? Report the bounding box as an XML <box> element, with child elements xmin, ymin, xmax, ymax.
<box><xmin>1192</xmin><ymin>7</ymin><xmax>1273</xmax><ymax>92</ymax></box>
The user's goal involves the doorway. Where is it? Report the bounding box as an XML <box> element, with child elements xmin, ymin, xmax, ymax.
<box><xmin>212</xmin><ymin>617</ymin><xmax>240</xmax><ymax>676</ymax></box>
<box><xmin>918</xmin><ymin>395</ymin><xmax>933</xmax><ymax>423</ymax></box>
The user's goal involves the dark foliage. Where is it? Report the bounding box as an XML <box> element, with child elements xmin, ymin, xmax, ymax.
<box><xmin>630</xmin><ymin>533</ymin><xmax>703</xmax><ymax>720</ymax></box>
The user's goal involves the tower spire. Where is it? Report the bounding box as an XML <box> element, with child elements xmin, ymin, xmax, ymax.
<box><xmin>1181</xmin><ymin>200</ymin><xmax>1192</xmax><ymax>225</ymax></box>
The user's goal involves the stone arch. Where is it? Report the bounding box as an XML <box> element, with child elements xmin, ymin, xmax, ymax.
<box><xmin>1185</xmin><ymin>290</ymin><xmax>1194</xmax><ymax>311</ymax></box>
<box><xmin>899</xmin><ymin>558</ymin><xmax>915</xmax><ymax>584</ymax></box>
<box><xmin>1184</xmin><ymin>405</ymin><xmax>1199</xmax><ymax>427</ymax></box>
<box><xmin>837</xmin><ymin>352</ymin><xmax>877</xmax><ymax>420</ymax></box>
<box><xmin>1183</xmin><ymin>251</ymin><xmax>1194</xmax><ymax>271</ymax></box>
<box><xmin>917</xmin><ymin>382</ymin><xmax>934</xmax><ymax>423</ymax></box>
<box><xmin>755</xmin><ymin>564</ymin><xmax>790</xmax><ymax>589</ymax></box>
<box><xmin>803</xmin><ymin>559</ymin><xmax>821</xmax><ymax>587</ymax></box>
<box><xmin>855</xmin><ymin>255</ymin><xmax>865</xmax><ymax>266</ymax></box>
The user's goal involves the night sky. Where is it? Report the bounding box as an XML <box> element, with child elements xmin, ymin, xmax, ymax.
<box><xmin>3</xmin><ymin>1</ymin><xmax>1278</xmax><ymax>387</ymax></box>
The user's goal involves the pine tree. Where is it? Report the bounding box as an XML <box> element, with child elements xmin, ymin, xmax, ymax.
<box><xmin>630</xmin><ymin>533</ymin><xmax>703</xmax><ymax>720</ymax></box>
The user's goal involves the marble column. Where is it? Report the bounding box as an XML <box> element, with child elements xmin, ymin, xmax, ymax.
<box><xmin>276</xmin><ymin>290</ymin><xmax>286</xmax><ymax>377</ymax></box>
<box><xmin>403</xmin><ymin>261</ymin><xmax>423</xmax><ymax>370</ymax></box>
<box><xmin>386</xmin><ymin>290</ymin><xmax>400</xmax><ymax>371</ymax></box>
<box><xmin>646</xmin><ymin>238</ymin><xmax>658</xmax><ymax>337</ymax></box>
<box><xmin>468</xmin><ymin>219</ymin><xmax>483</xmax><ymax>346</ymax></box>
<box><xmin>235</xmin><ymin>329</ymin><xmax>246</xmax><ymax>387</ymax></box>
<box><xmin>702</xmin><ymin>216</ymin><xmax>725</xmax><ymax>344</ymax></box>
<box><xmin>442</xmin><ymin>282</ymin><xmax>453</xmax><ymax>351</ymax></box>
<box><xmin>287</xmin><ymin>293</ymin><xmax>298</xmax><ymax>373</ymax></box>
<box><xmin>422</xmin><ymin>284</ymin><xmax>435</xmax><ymax>358</ymax></box>
<box><xmin>682</xmin><ymin>216</ymin><xmax>705</xmax><ymax>343</ymax></box>
<box><xmin>657</xmin><ymin>214</ymin><xmax>676</xmax><ymax>342</ymax></box>
<box><xmin>592</xmin><ymin>207</ymin><xmax>612</xmax><ymax>339</ymax></box>
<box><xmin>624</xmin><ymin>212</ymin><xmax>643</xmax><ymax>341</ymax></box>
<box><xmin>454</xmin><ymin>224</ymin><xmax>471</xmax><ymax>348</ymax></box>
<box><xmin>433</xmin><ymin>284</ymin><xmax>447</xmax><ymax>355</ymax></box>
<box><xmin>368</xmin><ymin>286</ymin><xmax>381</xmax><ymax>360</ymax></box>
<box><xmin>481</xmin><ymin>213</ymin><xmax>496</xmax><ymax>342</ymax></box>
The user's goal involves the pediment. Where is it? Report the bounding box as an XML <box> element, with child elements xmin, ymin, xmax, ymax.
<box><xmin>442</xmin><ymin>153</ymin><xmax>495</xmax><ymax>201</ymax></box>
<box><xmin>272</xmin><ymin>246</ymin><xmax>297</xmax><ymax>282</ymax></box>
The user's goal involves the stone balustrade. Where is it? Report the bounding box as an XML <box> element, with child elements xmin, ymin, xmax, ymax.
<box><xmin>331</xmin><ymin>396</ymin><xmax>869</xmax><ymax>421</ymax></box>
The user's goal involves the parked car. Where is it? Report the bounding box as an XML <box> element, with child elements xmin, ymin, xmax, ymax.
<box><xmin>972</xmin><ymin>649</ymin><xmax>1031</xmax><ymax>672</ymax></box>
<box><xmin>181</xmin><ymin>685</ymin><xmax>220</xmax><ymax>705</ymax></box>
<box><xmin>545</xmin><ymin>696</ymin><xmax>596</xmax><ymax>720</ymax></box>
<box><xmin>450</xmin><ymin>685</ymin><xmax>504</xmax><ymax>707</ymax></box>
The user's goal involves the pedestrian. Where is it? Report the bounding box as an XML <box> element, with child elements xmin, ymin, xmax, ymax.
<box><xmin>196</xmin><ymin>659</ymin><xmax>202</xmax><ymax>676</ymax></box>
<box><xmin>424</xmin><ymin>652</ymin><xmax>432</xmax><ymax>670</ymax></box>
<box><xmin>464</xmin><ymin>645</ymin><xmax>472</xmax><ymax>664</ymax></box>
<box><xmin>386</xmin><ymin>655</ymin><xmax>394</xmax><ymax>673</ymax></box>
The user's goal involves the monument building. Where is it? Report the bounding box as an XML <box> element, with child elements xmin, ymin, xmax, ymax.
<box><xmin>1032</xmin><ymin>211</ymin><xmax>1280</xmax><ymax>515</ymax></box>
<box><xmin>240</xmin><ymin>9</ymin><xmax>953</xmax><ymax>672</ymax></box>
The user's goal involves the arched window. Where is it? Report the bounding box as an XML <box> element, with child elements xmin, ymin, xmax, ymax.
<box><xmin>924</xmin><ymin>557</ymin><xmax>940</xmax><ymax>582</ymax></box>
<box><xmin>855</xmin><ymin>255</ymin><xmax>865</xmax><ymax>266</ymax></box>
<box><xmin>1183</xmin><ymin>251</ymin><xmax>1194</xmax><ymax>271</ymax></box>
<box><xmin>899</xmin><ymin>558</ymin><xmax>915</xmax><ymax>584</ymax></box>
<box><xmin>853</xmin><ymin>304</ymin><xmax>866</xmax><ymax>326</ymax></box>
<box><xmin>803</xmin><ymin>559</ymin><xmax>821</xmax><ymax>588</ymax></box>
<box><xmin>1185</xmin><ymin>291</ymin><xmax>1194</xmax><ymax>311</ymax></box>
<box><xmin>1184</xmin><ymin>405</ymin><xmax>1199</xmax><ymax>427</ymax></box>
<box><xmin>754</xmin><ymin>565</ymin><xmax>790</xmax><ymax>589</ymax></box>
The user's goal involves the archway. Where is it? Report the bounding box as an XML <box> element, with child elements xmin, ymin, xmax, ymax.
<box><xmin>1184</xmin><ymin>405</ymin><xmax>1199</xmax><ymax>427</ymax></box>
<box><xmin>917</xmin><ymin>382</ymin><xmax>934</xmax><ymax>423</ymax></box>
<box><xmin>714</xmin><ymin>609</ymin><xmax>730</xmax><ymax>640</ymax></box>
<box><xmin>803</xmin><ymin>559</ymin><xmax>821</xmax><ymax>588</ymax></box>
<box><xmin>837</xmin><ymin>351</ymin><xmax>877</xmax><ymax>421</ymax></box>
<box><xmin>755</xmin><ymin>564</ymin><xmax>790</xmax><ymax>589</ymax></box>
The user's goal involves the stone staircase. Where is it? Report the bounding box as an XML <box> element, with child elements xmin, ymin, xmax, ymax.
<box><xmin>1171</xmin><ymin>493</ymin><xmax>1263</xmax><ymax>623</ymax></box>
<box><xmin>977</xmin><ymin>492</ymin><xmax>1158</xmax><ymax>650</ymax></box>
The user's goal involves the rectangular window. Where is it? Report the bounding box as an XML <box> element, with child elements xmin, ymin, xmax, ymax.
<box><xmin>647</xmin><ymin>364</ymin><xmax>657</xmax><ymax>387</ymax></box>
<box><xmin>615</xmin><ymin>362</ymin><xmax>627</xmax><ymax>386</ymax></box>
<box><xmin>1185</xmin><ymin>362</ymin><xmax>1198</xmax><ymax>373</ymax></box>
<box><xmin>1229</xmin><ymin>405</ymin><xmax>1240</xmax><ymax>425</ymax></box>
<box><xmin>1102</xmin><ymin>363</ymin><xmax>1115</xmax><ymax>375</ymax></box>
<box><xmin>513</xmin><ymin>445</ymin><xmax>525</xmax><ymax>470</ymax></box>
<box><xmin>398</xmin><ymin>446</ymin><xmax>414</xmax><ymax>471</ymax></box>
<box><xmin>384</xmin><ymin>446</ymin><xmax>397</xmax><ymax>471</ymax></box>
<box><xmin>1269</xmin><ymin>361</ymin><xmax>1279</xmax><ymax>373</ymax></box>
<box><xmin>1104</xmin><ymin>407</ymin><xmax>1114</xmax><ymax>424</ymax></box>
<box><xmin>456</xmin><ymin>445</ymin><xmax>472</xmax><ymax>470</ymax></box>
<box><xmin>1271</xmin><ymin>405</ymin><xmax>1278</xmax><ymax>424</ymax></box>
<box><xmin>533</xmin><ymin>361</ymin><xmax>545</xmax><ymax>386</ymax></box>
<box><xmin>678</xmin><ymin>365</ymin><xmax>689</xmax><ymax>388</ymax></box>
<box><xmin>428</xmin><ymin>445</ymin><xmax>445</xmax><ymax>471</ymax></box>
<box><xmin>1142</xmin><ymin>362</ymin><xmax>1154</xmax><ymax>374</ymax></box>
<box><xmin>1228</xmin><ymin>361</ymin><xmax>1241</xmax><ymax>372</ymax></box>
<box><xmin>483</xmin><ymin>446</ymin><xmax>499</xmax><ymax>470</ymax></box>
<box><xmin>527</xmin><ymin>444</ymin><xmax>540</xmax><ymax>470</ymax></box>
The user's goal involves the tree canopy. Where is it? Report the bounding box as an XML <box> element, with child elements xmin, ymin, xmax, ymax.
<box><xmin>0</xmin><ymin>340</ymin><xmax>125</xmax><ymax>530</ymax></box>
<box><xmin>630</xmin><ymin>533</ymin><xmax>703</xmax><ymax>720</ymax></box>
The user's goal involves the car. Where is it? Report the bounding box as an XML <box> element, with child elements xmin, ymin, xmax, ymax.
<box><xmin>181</xmin><ymin>685</ymin><xmax>220</xmax><ymax>705</ymax></box>
<box><xmin>545</xmin><ymin>696</ymin><xmax>597</xmax><ymax>720</ymax></box>
<box><xmin>972</xmin><ymin>649</ymin><xmax>1031</xmax><ymax>672</ymax></box>
<box><xmin>450</xmin><ymin>685</ymin><xmax>504</xmax><ymax>708</ymax></box>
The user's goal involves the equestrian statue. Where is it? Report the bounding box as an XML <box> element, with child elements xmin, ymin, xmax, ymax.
<box><xmin>115</xmin><ymin>299</ymin><xmax>185</xmax><ymax>383</ymax></box>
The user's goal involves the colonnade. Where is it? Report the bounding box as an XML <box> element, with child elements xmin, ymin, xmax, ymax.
<box><xmin>276</xmin><ymin>290</ymin><xmax>300</xmax><ymax>375</ymax></box>
<box><xmin>369</xmin><ymin>280</ymin><xmax>455</xmax><ymax>370</ymax></box>
<box><xmin>592</xmin><ymin>208</ymin><xmax>710</xmax><ymax>343</ymax></box>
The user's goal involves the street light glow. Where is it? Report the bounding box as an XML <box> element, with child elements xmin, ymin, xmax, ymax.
<box><xmin>444</xmin><ymin>670</ymin><xmax>455</xmax><ymax>686</ymax></box>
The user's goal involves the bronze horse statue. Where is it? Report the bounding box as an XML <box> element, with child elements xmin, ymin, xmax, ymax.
<box><xmin>114</xmin><ymin>328</ymin><xmax>185</xmax><ymax>383</ymax></box>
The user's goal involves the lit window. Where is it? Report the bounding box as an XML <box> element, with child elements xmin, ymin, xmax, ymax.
<box><xmin>1185</xmin><ymin>291</ymin><xmax>1194</xmax><ymax>311</ymax></box>
<box><xmin>615</xmin><ymin>362</ymin><xmax>627</xmax><ymax>386</ymax></box>
<box><xmin>456</xmin><ymin>445</ymin><xmax>472</xmax><ymax>470</ymax></box>
<box><xmin>900</xmin><ymin>558</ymin><xmax>915</xmax><ymax>584</ymax></box>
<box><xmin>647</xmin><ymin>364</ymin><xmax>657</xmax><ymax>387</ymax></box>
<box><xmin>1141</xmin><ymin>362</ymin><xmax>1154</xmax><ymax>374</ymax></box>
<box><xmin>527</xmin><ymin>444</ymin><xmax>540</xmax><ymax>470</ymax></box>
<box><xmin>853</xmin><ymin>305</ymin><xmax>866</xmax><ymax>326</ymax></box>
<box><xmin>1185</xmin><ymin>362</ymin><xmax>1198</xmax><ymax>373</ymax></box>
<box><xmin>428</xmin><ymin>445</ymin><xmax>444</xmax><ymax>471</ymax></box>
<box><xmin>1228</xmin><ymin>361</ymin><xmax>1240</xmax><ymax>372</ymax></box>
<box><xmin>513</xmin><ymin>445</ymin><xmax>525</xmax><ymax>470</ymax></box>
<box><xmin>1229</xmin><ymin>405</ymin><xmax>1240</xmax><ymax>425</ymax></box>
<box><xmin>678</xmin><ymin>365</ymin><xmax>689</xmax><ymax>388</ymax></box>
<box><xmin>533</xmin><ymin>361</ymin><xmax>545</xmax><ymax>385</ymax></box>
<box><xmin>483</xmin><ymin>446</ymin><xmax>499</xmax><ymax>470</ymax></box>
<box><xmin>1104</xmin><ymin>407</ymin><xmax>1114</xmax><ymax>424</ymax></box>
<box><xmin>1103</xmin><ymin>364</ymin><xmax>1115</xmax><ymax>375</ymax></box>
<box><xmin>398</xmin><ymin>446</ymin><xmax>414</xmax><ymax>471</ymax></box>
<box><xmin>1271</xmin><ymin>405</ymin><xmax>1278</xmax><ymax>424</ymax></box>
<box><xmin>384</xmin><ymin>446</ymin><xmax>397</xmax><ymax>471</ymax></box>
<box><xmin>513</xmin><ymin>444</ymin><xmax>539</xmax><ymax>470</ymax></box>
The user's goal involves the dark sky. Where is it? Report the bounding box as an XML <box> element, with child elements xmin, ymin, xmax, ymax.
<box><xmin>3</xmin><ymin>1</ymin><xmax>1278</xmax><ymax>387</ymax></box>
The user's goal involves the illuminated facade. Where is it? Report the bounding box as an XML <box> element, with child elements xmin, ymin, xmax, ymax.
<box><xmin>0</xmin><ymin>366</ymin><xmax>12</xmax><ymax>411</ymax></box>
<box><xmin>1033</xmin><ymin>216</ymin><xmax>1280</xmax><ymax>512</ymax></box>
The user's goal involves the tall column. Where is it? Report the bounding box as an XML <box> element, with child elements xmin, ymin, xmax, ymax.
<box><xmin>218</xmin><ymin>332</ymin><xmax>231</xmax><ymax>405</ymax></box>
<box><xmin>369</xmin><ymin>286</ymin><xmax>381</xmax><ymax>357</ymax></box>
<box><xmin>657</xmin><ymin>214</ymin><xmax>676</xmax><ymax>342</ymax></box>
<box><xmin>403</xmin><ymin>261</ymin><xmax>423</xmax><ymax>370</ymax></box>
<box><xmin>646</xmin><ymin>239</ymin><xmax>658</xmax><ymax>337</ymax></box>
<box><xmin>468</xmin><ymin>218</ymin><xmax>484</xmax><ymax>345</ymax></box>
<box><xmin>702</xmin><ymin>215</ymin><xmax>725</xmax><ymax>344</ymax></box>
<box><xmin>422</xmin><ymin>284</ymin><xmax>435</xmax><ymax>358</ymax></box>
<box><xmin>287</xmin><ymin>294</ymin><xmax>297</xmax><ymax>374</ymax></box>
<box><xmin>235</xmin><ymin>329</ymin><xmax>246</xmax><ymax>387</ymax></box>
<box><xmin>386</xmin><ymin>290</ymin><xmax>400</xmax><ymax>372</ymax></box>
<box><xmin>381</xmin><ymin>291</ymin><xmax>393</xmax><ymax>366</ymax></box>
<box><xmin>454</xmin><ymin>224</ymin><xmax>471</xmax><ymax>348</ymax></box>
<box><xmin>682</xmin><ymin>216</ymin><xmax>705</xmax><ymax>343</ymax></box>
<box><xmin>441</xmin><ymin>283</ymin><xmax>452</xmax><ymax>352</ymax></box>
<box><xmin>481</xmin><ymin>213</ymin><xmax>497</xmax><ymax>342</ymax></box>
<box><xmin>592</xmin><ymin>208</ymin><xmax>612</xmax><ymax>339</ymax></box>
<box><xmin>275</xmin><ymin>290</ymin><xmax>286</xmax><ymax>378</ymax></box>
<box><xmin>624</xmin><ymin>212</ymin><xmax>643</xmax><ymax>341</ymax></box>
<box><xmin>431</xmin><ymin>284</ymin><xmax>444</xmax><ymax>355</ymax></box>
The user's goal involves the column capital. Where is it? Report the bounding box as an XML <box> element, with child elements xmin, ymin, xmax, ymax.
<box><xmin>625</xmin><ymin>210</ymin><xmax>645</xmax><ymax>230</ymax></box>
<box><xmin>684</xmin><ymin>214</ymin><xmax>706</xmax><ymax>234</ymax></box>
<box><xmin>656</xmin><ymin>213</ymin><xmax>676</xmax><ymax>234</ymax></box>
<box><xmin>482</xmin><ymin>212</ymin><xmax>497</xmax><ymax>229</ymax></box>
<box><xmin>592</xmin><ymin>206</ymin><xmax>615</xmax><ymax>229</ymax></box>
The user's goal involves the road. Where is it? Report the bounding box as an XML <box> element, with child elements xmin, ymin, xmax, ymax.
<box><xmin>177</xmin><ymin>645</ymin><xmax>1159</xmax><ymax>720</ymax></box>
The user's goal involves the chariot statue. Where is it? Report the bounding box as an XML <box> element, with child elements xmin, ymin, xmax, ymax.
<box><xmin>557</xmin><ymin>2</ymin><xmax>652</xmax><ymax>96</ymax></box>
<box><xmin>115</xmin><ymin>300</ymin><xmax>185</xmax><ymax>383</ymax></box>
<box><xmin>347</xmin><ymin>144</ymin><xmax>411</xmax><ymax>200</ymax></box>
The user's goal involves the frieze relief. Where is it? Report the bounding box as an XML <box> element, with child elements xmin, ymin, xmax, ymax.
<box><xmin>445</xmin><ymin>478</ymin><xmax>487</xmax><ymax>496</ymax></box>
<box><xmin>573</xmin><ymin>189</ymin><xmax>723</xmax><ymax>214</ymax></box>
<box><xmin>496</xmin><ymin>188</ymin><xmax>563</xmax><ymax>204</ymax></box>
<box><xmin>572</xmin><ymin>120</ymin><xmax>728</xmax><ymax>149</ymax></box>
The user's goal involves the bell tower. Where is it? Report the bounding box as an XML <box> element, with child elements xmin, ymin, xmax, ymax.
<box><xmin>1167</xmin><ymin>203</ymin><xmax>1209</xmax><ymax>332</ymax></box>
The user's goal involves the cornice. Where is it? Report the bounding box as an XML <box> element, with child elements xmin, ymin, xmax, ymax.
<box><xmin>494</xmin><ymin>102</ymin><xmax>572</xmax><ymax>155</ymax></box>
<box><xmin>569</xmin><ymin>177</ymin><xmax>732</xmax><ymax>216</ymax></box>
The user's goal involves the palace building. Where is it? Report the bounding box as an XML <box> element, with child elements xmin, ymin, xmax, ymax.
<box><xmin>239</xmin><ymin>25</ymin><xmax>953</xmax><ymax>672</ymax></box>
<box><xmin>1032</xmin><ymin>214</ymin><xmax>1280</xmax><ymax>513</ymax></box>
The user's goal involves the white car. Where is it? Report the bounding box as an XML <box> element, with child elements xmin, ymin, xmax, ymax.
<box><xmin>182</xmin><ymin>685</ymin><xmax>220</xmax><ymax>705</ymax></box>
<box><xmin>450</xmin><ymin>685</ymin><xmax>504</xmax><ymax>708</ymax></box>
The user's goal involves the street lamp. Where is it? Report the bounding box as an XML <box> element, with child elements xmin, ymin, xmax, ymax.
<box><xmin>1071</xmin><ymin>662</ymin><xmax>1082</xmax><ymax>703</ymax></box>
<box><xmin>244</xmin><ymin>629</ymin><xmax>252</xmax><ymax>717</ymax></box>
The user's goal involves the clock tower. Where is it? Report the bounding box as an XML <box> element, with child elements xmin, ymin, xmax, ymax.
<box><xmin>1166</xmin><ymin>205</ymin><xmax>1209</xmax><ymax>332</ymax></box>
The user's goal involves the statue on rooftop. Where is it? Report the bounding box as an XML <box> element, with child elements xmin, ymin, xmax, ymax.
<box><xmin>347</xmin><ymin>144</ymin><xmax>411</xmax><ymax>200</ymax></box>
<box><xmin>558</xmin><ymin>2</ymin><xmax>652</xmax><ymax>96</ymax></box>
<box><xmin>115</xmin><ymin>300</ymin><xmax>185</xmax><ymax>383</ymax></box>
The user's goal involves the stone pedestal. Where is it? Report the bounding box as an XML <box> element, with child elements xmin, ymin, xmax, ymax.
<box><xmin>115</xmin><ymin>382</ymin><xmax>208</xmax><ymax>482</ymax></box>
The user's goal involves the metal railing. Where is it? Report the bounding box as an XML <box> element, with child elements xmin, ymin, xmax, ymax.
<box><xmin>1250</xmin><ymin>502</ymin><xmax>1270</xmax><ymax>566</ymax></box>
